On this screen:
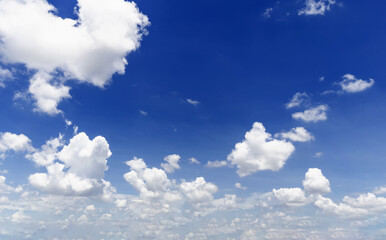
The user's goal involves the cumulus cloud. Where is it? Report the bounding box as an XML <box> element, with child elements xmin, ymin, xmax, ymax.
<box><xmin>286</xmin><ymin>92</ymin><xmax>309</xmax><ymax>109</ymax></box>
<box><xmin>273</xmin><ymin>188</ymin><xmax>308</xmax><ymax>207</ymax></box>
<box><xmin>275</xmin><ymin>127</ymin><xmax>314</xmax><ymax>142</ymax></box>
<box><xmin>180</xmin><ymin>177</ymin><xmax>218</xmax><ymax>209</ymax></box>
<box><xmin>0</xmin><ymin>0</ymin><xmax>149</xmax><ymax>114</ymax></box>
<box><xmin>161</xmin><ymin>154</ymin><xmax>181</xmax><ymax>173</ymax></box>
<box><xmin>292</xmin><ymin>105</ymin><xmax>328</xmax><ymax>123</ymax></box>
<box><xmin>29</xmin><ymin>132</ymin><xmax>112</xmax><ymax>196</ymax></box>
<box><xmin>302</xmin><ymin>168</ymin><xmax>331</xmax><ymax>195</ymax></box>
<box><xmin>26</xmin><ymin>135</ymin><xmax>64</xmax><ymax>166</ymax></box>
<box><xmin>0</xmin><ymin>132</ymin><xmax>34</xmax><ymax>153</ymax></box>
<box><xmin>298</xmin><ymin>0</ymin><xmax>336</xmax><ymax>16</ymax></box>
<box><xmin>124</xmin><ymin>157</ymin><xmax>181</xmax><ymax>202</ymax></box>
<box><xmin>227</xmin><ymin>122</ymin><xmax>295</xmax><ymax>177</ymax></box>
<box><xmin>339</xmin><ymin>74</ymin><xmax>375</xmax><ymax>93</ymax></box>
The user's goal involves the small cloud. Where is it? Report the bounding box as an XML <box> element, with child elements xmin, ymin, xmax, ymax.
<box><xmin>373</xmin><ymin>186</ymin><xmax>386</xmax><ymax>195</ymax></box>
<box><xmin>319</xmin><ymin>76</ymin><xmax>325</xmax><ymax>82</ymax></box>
<box><xmin>292</xmin><ymin>105</ymin><xmax>328</xmax><ymax>123</ymax></box>
<box><xmin>189</xmin><ymin>157</ymin><xmax>200</xmax><ymax>164</ymax></box>
<box><xmin>139</xmin><ymin>110</ymin><xmax>148</xmax><ymax>116</ymax></box>
<box><xmin>339</xmin><ymin>74</ymin><xmax>375</xmax><ymax>93</ymax></box>
<box><xmin>314</xmin><ymin>152</ymin><xmax>323</xmax><ymax>158</ymax></box>
<box><xmin>186</xmin><ymin>99</ymin><xmax>199</xmax><ymax>106</ymax></box>
<box><xmin>206</xmin><ymin>160</ymin><xmax>228</xmax><ymax>168</ymax></box>
<box><xmin>0</xmin><ymin>66</ymin><xmax>13</xmax><ymax>87</ymax></box>
<box><xmin>73</xmin><ymin>126</ymin><xmax>79</xmax><ymax>135</ymax></box>
<box><xmin>161</xmin><ymin>154</ymin><xmax>181</xmax><ymax>173</ymax></box>
<box><xmin>263</xmin><ymin>8</ymin><xmax>273</xmax><ymax>18</ymax></box>
<box><xmin>65</xmin><ymin>119</ymin><xmax>72</xmax><ymax>126</ymax></box>
<box><xmin>235</xmin><ymin>182</ymin><xmax>247</xmax><ymax>190</ymax></box>
<box><xmin>286</xmin><ymin>92</ymin><xmax>310</xmax><ymax>109</ymax></box>
<box><xmin>298</xmin><ymin>0</ymin><xmax>336</xmax><ymax>16</ymax></box>
<box><xmin>275</xmin><ymin>127</ymin><xmax>314</xmax><ymax>142</ymax></box>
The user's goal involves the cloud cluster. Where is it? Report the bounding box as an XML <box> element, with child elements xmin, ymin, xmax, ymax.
<box><xmin>0</xmin><ymin>132</ymin><xmax>34</xmax><ymax>153</ymax></box>
<box><xmin>28</xmin><ymin>132</ymin><xmax>112</xmax><ymax>196</ymax></box>
<box><xmin>298</xmin><ymin>0</ymin><xmax>336</xmax><ymax>15</ymax></box>
<box><xmin>0</xmin><ymin>0</ymin><xmax>149</xmax><ymax>114</ymax></box>
<box><xmin>227</xmin><ymin>122</ymin><xmax>295</xmax><ymax>177</ymax></box>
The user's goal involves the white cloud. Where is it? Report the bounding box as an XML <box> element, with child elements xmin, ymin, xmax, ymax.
<box><xmin>302</xmin><ymin>168</ymin><xmax>331</xmax><ymax>195</ymax></box>
<box><xmin>263</xmin><ymin>8</ymin><xmax>273</xmax><ymax>18</ymax></box>
<box><xmin>339</xmin><ymin>74</ymin><xmax>375</xmax><ymax>93</ymax></box>
<box><xmin>124</xmin><ymin>157</ymin><xmax>181</xmax><ymax>202</ymax></box>
<box><xmin>286</xmin><ymin>92</ymin><xmax>309</xmax><ymax>109</ymax></box>
<box><xmin>373</xmin><ymin>186</ymin><xmax>386</xmax><ymax>195</ymax></box>
<box><xmin>0</xmin><ymin>175</ymin><xmax>22</xmax><ymax>194</ymax></box>
<box><xmin>206</xmin><ymin>160</ymin><xmax>228</xmax><ymax>168</ymax></box>
<box><xmin>28</xmin><ymin>71</ymin><xmax>71</xmax><ymax>115</ymax></box>
<box><xmin>29</xmin><ymin>132</ymin><xmax>112</xmax><ymax>196</ymax></box>
<box><xmin>161</xmin><ymin>154</ymin><xmax>181</xmax><ymax>173</ymax></box>
<box><xmin>273</xmin><ymin>188</ymin><xmax>308</xmax><ymax>207</ymax></box>
<box><xmin>186</xmin><ymin>99</ymin><xmax>199</xmax><ymax>106</ymax></box>
<box><xmin>298</xmin><ymin>0</ymin><xmax>336</xmax><ymax>16</ymax></box>
<box><xmin>180</xmin><ymin>177</ymin><xmax>218</xmax><ymax>209</ymax></box>
<box><xmin>0</xmin><ymin>0</ymin><xmax>149</xmax><ymax>114</ymax></box>
<box><xmin>65</xmin><ymin>119</ymin><xmax>72</xmax><ymax>126</ymax></box>
<box><xmin>0</xmin><ymin>132</ymin><xmax>34</xmax><ymax>153</ymax></box>
<box><xmin>26</xmin><ymin>135</ymin><xmax>64</xmax><ymax>167</ymax></box>
<box><xmin>189</xmin><ymin>157</ymin><xmax>200</xmax><ymax>164</ymax></box>
<box><xmin>292</xmin><ymin>105</ymin><xmax>328</xmax><ymax>123</ymax></box>
<box><xmin>227</xmin><ymin>122</ymin><xmax>295</xmax><ymax>177</ymax></box>
<box><xmin>0</xmin><ymin>66</ymin><xmax>12</xmax><ymax>87</ymax></box>
<box><xmin>139</xmin><ymin>110</ymin><xmax>148</xmax><ymax>116</ymax></box>
<box><xmin>235</xmin><ymin>182</ymin><xmax>247</xmax><ymax>190</ymax></box>
<box><xmin>314</xmin><ymin>152</ymin><xmax>323</xmax><ymax>158</ymax></box>
<box><xmin>11</xmin><ymin>211</ymin><xmax>30</xmax><ymax>223</ymax></box>
<box><xmin>275</xmin><ymin>127</ymin><xmax>314</xmax><ymax>142</ymax></box>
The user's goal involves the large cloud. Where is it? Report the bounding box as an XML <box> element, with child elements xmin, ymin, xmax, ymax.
<box><xmin>227</xmin><ymin>122</ymin><xmax>295</xmax><ymax>177</ymax></box>
<box><xmin>0</xmin><ymin>0</ymin><xmax>149</xmax><ymax>114</ymax></box>
<box><xmin>29</xmin><ymin>132</ymin><xmax>112</xmax><ymax>196</ymax></box>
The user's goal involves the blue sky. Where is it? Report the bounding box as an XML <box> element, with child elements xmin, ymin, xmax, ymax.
<box><xmin>0</xmin><ymin>0</ymin><xmax>386</xmax><ymax>239</ymax></box>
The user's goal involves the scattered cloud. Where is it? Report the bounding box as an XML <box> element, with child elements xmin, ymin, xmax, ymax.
<box><xmin>275</xmin><ymin>127</ymin><xmax>314</xmax><ymax>142</ymax></box>
<box><xmin>206</xmin><ymin>160</ymin><xmax>228</xmax><ymax>168</ymax></box>
<box><xmin>292</xmin><ymin>105</ymin><xmax>328</xmax><ymax>123</ymax></box>
<box><xmin>161</xmin><ymin>154</ymin><xmax>181</xmax><ymax>173</ymax></box>
<box><xmin>298</xmin><ymin>0</ymin><xmax>336</xmax><ymax>16</ymax></box>
<box><xmin>339</xmin><ymin>74</ymin><xmax>375</xmax><ymax>93</ymax></box>
<box><xmin>314</xmin><ymin>152</ymin><xmax>323</xmax><ymax>158</ymax></box>
<box><xmin>302</xmin><ymin>168</ymin><xmax>331</xmax><ymax>195</ymax></box>
<box><xmin>186</xmin><ymin>98</ymin><xmax>199</xmax><ymax>106</ymax></box>
<box><xmin>189</xmin><ymin>157</ymin><xmax>200</xmax><ymax>164</ymax></box>
<box><xmin>235</xmin><ymin>182</ymin><xmax>247</xmax><ymax>190</ymax></box>
<box><xmin>0</xmin><ymin>0</ymin><xmax>149</xmax><ymax>114</ymax></box>
<box><xmin>139</xmin><ymin>110</ymin><xmax>148</xmax><ymax>116</ymax></box>
<box><xmin>286</xmin><ymin>92</ymin><xmax>309</xmax><ymax>109</ymax></box>
<box><xmin>227</xmin><ymin>122</ymin><xmax>295</xmax><ymax>177</ymax></box>
<box><xmin>263</xmin><ymin>8</ymin><xmax>274</xmax><ymax>18</ymax></box>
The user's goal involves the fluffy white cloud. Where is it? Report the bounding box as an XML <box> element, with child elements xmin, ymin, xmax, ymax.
<box><xmin>235</xmin><ymin>182</ymin><xmax>247</xmax><ymax>190</ymax></box>
<box><xmin>0</xmin><ymin>0</ymin><xmax>149</xmax><ymax>114</ymax></box>
<box><xmin>227</xmin><ymin>122</ymin><xmax>295</xmax><ymax>177</ymax></box>
<box><xmin>161</xmin><ymin>154</ymin><xmax>181</xmax><ymax>173</ymax></box>
<box><xmin>180</xmin><ymin>177</ymin><xmax>218</xmax><ymax>209</ymax></box>
<box><xmin>0</xmin><ymin>66</ymin><xmax>12</xmax><ymax>87</ymax></box>
<box><xmin>339</xmin><ymin>74</ymin><xmax>375</xmax><ymax>93</ymax></box>
<box><xmin>302</xmin><ymin>168</ymin><xmax>331</xmax><ymax>195</ymax></box>
<box><xmin>298</xmin><ymin>0</ymin><xmax>336</xmax><ymax>16</ymax></box>
<box><xmin>275</xmin><ymin>127</ymin><xmax>314</xmax><ymax>142</ymax></box>
<box><xmin>0</xmin><ymin>132</ymin><xmax>34</xmax><ymax>153</ymax></box>
<box><xmin>314</xmin><ymin>196</ymin><xmax>369</xmax><ymax>219</ymax></box>
<box><xmin>286</xmin><ymin>92</ymin><xmax>309</xmax><ymax>109</ymax></box>
<box><xmin>124</xmin><ymin>157</ymin><xmax>181</xmax><ymax>202</ymax></box>
<box><xmin>273</xmin><ymin>188</ymin><xmax>308</xmax><ymax>207</ymax></box>
<box><xmin>29</xmin><ymin>132</ymin><xmax>112</xmax><ymax>196</ymax></box>
<box><xmin>292</xmin><ymin>105</ymin><xmax>328</xmax><ymax>123</ymax></box>
<box><xmin>206</xmin><ymin>160</ymin><xmax>228</xmax><ymax>168</ymax></box>
<box><xmin>373</xmin><ymin>186</ymin><xmax>386</xmax><ymax>195</ymax></box>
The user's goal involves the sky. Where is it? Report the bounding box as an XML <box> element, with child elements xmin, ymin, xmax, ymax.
<box><xmin>0</xmin><ymin>0</ymin><xmax>386</xmax><ymax>239</ymax></box>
